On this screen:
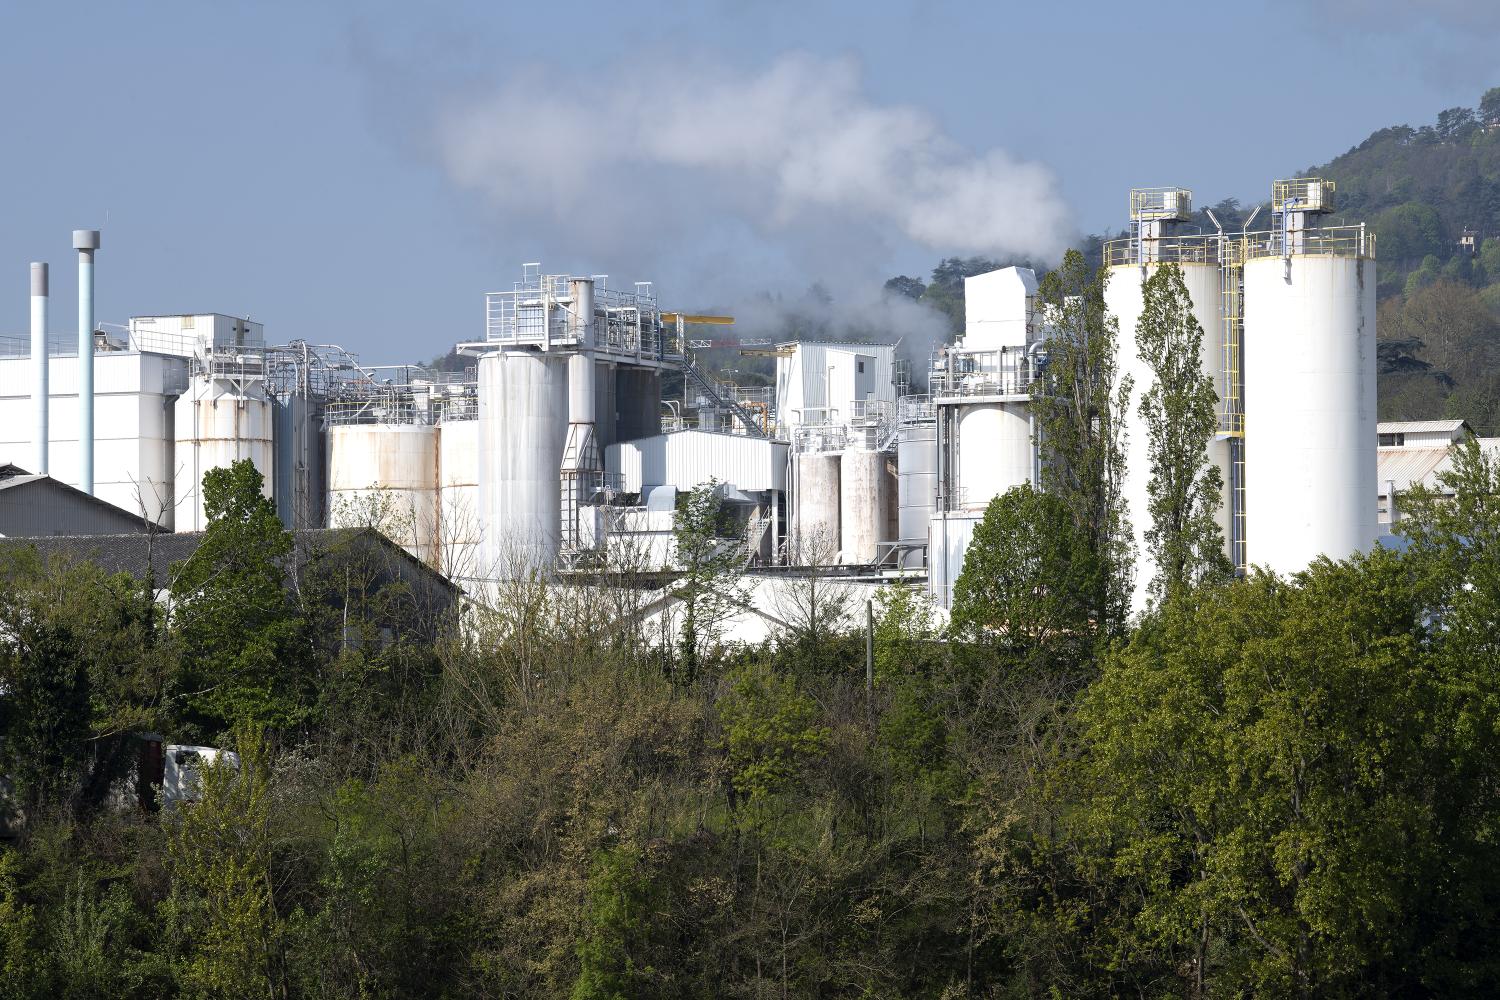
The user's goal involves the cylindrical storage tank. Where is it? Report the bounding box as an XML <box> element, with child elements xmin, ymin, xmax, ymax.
<box><xmin>272</xmin><ymin>395</ymin><xmax>326</xmax><ymax>530</ymax></box>
<box><xmin>791</xmin><ymin>451</ymin><xmax>841</xmax><ymax>563</ymax></box>
<box><xmin>839</xmin><ymin>449</ymin><xmax>891</xmax><ymax>565</ymax></box>
<box><xmin>174</xmin><ymin>376</ymin><xmax>275</xmax><ymax>532</ymax></box>
<box><xmin>956</xmin><ymin>401</ymin><xmax>1031</xmax><ymax>510</ymax></box>
<box><xmin>438</xmin><ymin>419</ymin><xmax>481</xmax><ymax>583</ymax></box>
<box><xmin>594</xmin><ymin>360</ymin><xmax>618</xmax><ymax>451</ymax></box>
<box><xmin>1105</xmin><ymin>259</ymin><xmax>1226</xmax><ymax>613</ymax></box>
<box><xmin>478</xmin><ymin>350</ymin><xmax>569</xmax><ymax>573</ymax></box>
<box><xmin>615</xmin><ymin>367</ymin><xmax>662</xmax><ymax>442</ymax></box>
<box><xmin>1243</xmin><ymin>253</ymin><xmax>1376</xmax><ymax>575</ymax></box>
<box><xmin>328</xmin><ymin>423</ymin><xmax>439</xmax><ymax>563</ymax></box>
<box><xmin>897</xmin><ymin>422</ymin><xmax>938</xmax><ymax>568</ymax></box>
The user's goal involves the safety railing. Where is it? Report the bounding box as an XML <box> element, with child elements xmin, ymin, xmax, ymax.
<box><xmin>897</xmin><ymin>394</ymin><xmax>935</xmax><ymax>425</ymax></box>
<box><xmin>1102</xmin><ymin>233</ymin><xmax>1221</xmax><ymax>267</ymax></box>
<box><xmin>1238</xmin><ymin>224</ymin><xmax>1374</xmax><ymax>261</ymax></box>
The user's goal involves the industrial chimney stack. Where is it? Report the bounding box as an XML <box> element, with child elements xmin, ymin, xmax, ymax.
<box><xmin>30</xmin><ymin>262</ymin><xmax>49</xmax><ymax>476</ymax></box>
<box><xmin>73</xmin><ymin>229</ymin><xmax>99</xmax><ymax>495</ymax></box>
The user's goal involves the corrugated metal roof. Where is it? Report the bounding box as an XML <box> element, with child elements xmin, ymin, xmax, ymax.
<box><xmin>1377</xmin><ymin>419</ymin><xmax>1468</xmax><ymax>435</ymax></box>
<box><xmin>1379</xmin><ymin>438</ymin><xmax>1500</xmax><ymax>495</ymax></box>
<box><xmin>1377</xmin><ymin>448</ymin><xmax>1449</xmax><ymax>493</ymax></box>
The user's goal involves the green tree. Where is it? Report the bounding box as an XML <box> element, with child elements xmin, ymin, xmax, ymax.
<box><xmin>950</xmin><ymin>485</ymin><xmax>1095</xmax><ymax>665</ymax></box>
<box><xmin>165</xmin><ymin>725</ymin><xmax>282</xmax><ymax>999</ymax></box>
<box><xmin>1058</xmin><ymin>551</ymin><xmax>1500</xmax><ymax>995</ymax></box>
<box><xmin>571</xmin><ymin>846</ymin><xmax>657</xmax><ymax>1000</ymax></box>
<box><xmin>1482</xmin><ymin>87</ymin><xmax>1500</xmax><ymax>128</ymax></box>
<box><xmin>1481</xmin><ymin>237</ymin><xmax>1500</xmax><ymax>284</ymax></box>
<box><xmin>1033</xmin><ymin>248</ymin><xmax>1132</xmax><ymax>637</ymax></box>
<box><xmin>1136</xmin><ymin>264</ymin><xmax>1231</xmax><ymax>601</ymax></box>
<box><xmin>1376</xmin><ymin>203</ymin><xmax>1444</xmax><ymax>268</ymax></box>
<box><xmin>717</xmin><ymin>661</ymin><xmax>829</xmax><ymax>810</ymax></box>
<box><xmin>170</xmin><ymin>460</ymin><xmax>308</xmax><ymax>738</ymax></box>
<box><xmin>671</xmin><ymin>482</ymin><xmax>746</xmax><ymax>683</ymax></box>
<box><xmin>0</xmin><ymin>608</ymin><xmax>88</xmax><ymax>819</ymax></box>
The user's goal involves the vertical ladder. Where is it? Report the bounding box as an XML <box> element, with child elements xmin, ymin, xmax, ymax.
<box><xmin>1219</xmin><ymin>234</ymin><xmax>1247</xmax><ymax>573</ymax></box>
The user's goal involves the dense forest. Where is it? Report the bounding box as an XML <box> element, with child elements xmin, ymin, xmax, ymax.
<box><xmin>5</xmin><ymin>257</ymin><xmax>1500</xmax><ymax>998</ymax></box>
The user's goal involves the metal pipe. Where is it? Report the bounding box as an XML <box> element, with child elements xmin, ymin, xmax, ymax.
<box><xmin>30</xmin><ymin>263</ymin><xmax>49</xmax><ymax>476</ymax></box>
<box><xmin>73</xmin><ymin>229</ymin><xmax>100</xmax><ymax>494</ymax></box>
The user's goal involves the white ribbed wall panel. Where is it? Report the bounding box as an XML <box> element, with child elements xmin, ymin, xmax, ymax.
<box><xmin>606</xmin><ymin>430</ymin><xmax>789</xmax><ymax>494</ymax></box>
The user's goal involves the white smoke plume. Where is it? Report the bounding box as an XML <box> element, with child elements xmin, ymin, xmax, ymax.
<box><xmin>435</xmin><ymin>52</ymin><xmax>1074</xmax><ymax>265</ymax></box>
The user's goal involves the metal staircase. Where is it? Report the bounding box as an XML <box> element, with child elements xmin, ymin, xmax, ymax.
<box><xmin>682</xmin><ymin>358</ymin><xmax>768</xmax><ymax>438</ymax></box>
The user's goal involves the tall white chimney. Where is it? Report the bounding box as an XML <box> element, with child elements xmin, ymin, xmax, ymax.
<box><xmin>73</xmin><ymin>229</ymin><xmax>99</xmax><ymax>495</ymax></box>
<box><xmin>30</xmin><ymin>263</ymin><xmax>48</xmax><ymax>476</ymax></box>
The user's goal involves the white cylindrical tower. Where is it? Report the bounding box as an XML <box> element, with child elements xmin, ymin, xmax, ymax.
<box><xmin>791</xmin><ymin>451</ymin><xmax>841</xmax><ymax>562</ymax></box>
<box><xmin>329</xmin><ymin>423</ymin><xmax>440</xmax><ymax>563</ymax></box>
<box><xmin>839</xmin><ymin>449</ymin><xmax>892</xmax><ymax>564</ymax></box>
<box><xmin>956</xmin><ymin>402</ymin><xmax>1032</xmax><ymax>510</ymax></box>
<box><xmin>897</xmin><ymin>421</ymin><xmax>937</xmax><ymax>567</ymax></box>
<box><xmin>1243</xmin><ymin>250</ymin><xmax>1376</xmax><ymax>574</ymax></box>
<box><xmin>438</xmin><ymin>418</ymin><xmax>481</xmax><ymax>582</ymax></box>
<box><xmin>73</xmin><ymin>229</ymin><xmax>100</xmax><ymax>495</ymax></box>
<box><xmin>478</xmin><ymin>350</ymin><xmax>569</xmax><ymax>572</ymax></box>
<box><xmin>30</xmin><ymin>263</ymin><xmax>48</xmax><ymax>476</ymax></box>
<box><xmin>1105</xmin><ymin>230</ymin><xmax>1226</xmax><ymax>613</ymax></box>
<box><xmin>173</xmin><ymin>374</ymin><xmax>275</xmax><ymax>530</ymax></box>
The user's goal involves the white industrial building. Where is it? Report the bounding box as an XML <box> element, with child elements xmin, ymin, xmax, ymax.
<box><xmin>925</xmin><ymin>265</ymin><xmax>1043</xmax><ymax>605</ymax></box>
<box><xmin>1376</xmin><ymin>419</ymin><xmax>1500</xmax><ymax>524</ymax></box>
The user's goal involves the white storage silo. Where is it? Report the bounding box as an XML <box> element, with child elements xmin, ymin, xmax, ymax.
<box><xmin>1105</xmin><ymin>252</ymin><xmax>1227</xmax><ymax>613</ymax></box>
<box><xmin>791</xmin><ymin>451</ymin><xmax>841</xmax><ymax>563</ymax></box>
<box><xmin>328</xmin><ymin>423</ymin><xmax>440</xmax><ymax>563</ymax></box>
<box><xmin>478</xmin><ymin>349</ymin><xmax>569</xmax><ymax>572</ymax></box>
<box><xmin>896</xmin><ymin>422</ymin><xmax>937</xmax><ymax>568</ymax></box>
<box><xmin>174</xmin><ymin>375</ymin><xmax>275</xmax><ymax>531</ymax></box>
<box><xmin>956</xmin><ymin>402</ymin><xmax>1032</xmax><ymax>510</ymax></box>
<box><xmin>1243</xmin><ymin>252</ymin><xmax>1376</xmax><ymax>575</ymax></box>
<box><xmin>439</xmin><ymin>419</ymin><xmax>482</xmax><ymax>582</ymax></box>
<box><xmin>839</xmin><ymin>449</ymin><xmax>892</xmax><ymax>564</ymax></box>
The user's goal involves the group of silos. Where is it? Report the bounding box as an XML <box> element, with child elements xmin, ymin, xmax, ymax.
<box><xmin>327</xmin><ymin>273</ymin><xmax>665</xmax><ymax>578</ymax></box>
<box><xmin>1108</xmin><ymin>181</ymin><xmax>1375</xmax><ymax>612</ymax></box>
<box><xmin>326</xmin><ymin>388</ymin><xmax>481</xmax><ymax>578</ymax></box>
<box><xmin>789</xmin><ymin>446</ymin><xmax>897</xmax><ymax>565</ymax></box>
<box><xmin>903</xmin><ymin>180</ymin><xmax>1375</xmax><ymax>612</ymax></box>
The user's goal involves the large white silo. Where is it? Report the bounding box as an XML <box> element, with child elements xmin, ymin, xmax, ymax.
<box><xmin>791</xmin><ymin>451</ymin><xmax>841</xmax><ymax>563</ymax></box>
<box><xmin>438</xmin><ymin>419</ymin><xmax>482</xmax><ymax>582</ymax></box>
<box><xmin>896</xmin><ymin>420</ymin><xmax>937</xmax><ymax>567</ymax></box>
<box><xmin>1104</xmin><ymin>200</ymin><xmax>1227</xmax><ymax>613</ymax></box>
<box><xmin>955</xmin><ymin>401</ymin><xmax>1032</xmax><ymax>510</ymax></box>
<box><xmin>328</xmin><ymin>423</ymin><xmax>440</xmax><ymax>563</ymax></box>
<box><xmin>478</xmin><ymin>349</ymin><xmax>569</xmax><ymax>572</ymax></box>
<box><xmin>174</xmin><ymin>374</ymin><xmax>275</xmax><ymax>531</ymax></box>
<box><xmin>839</xmin><ymin>449</ymin><xmax>893</xmax><ymax>564</ymax></box>
<box><xmin>1243</xmin><ymin>251</ymin><xmax>1376</xmax><ymax>575</ymax></box>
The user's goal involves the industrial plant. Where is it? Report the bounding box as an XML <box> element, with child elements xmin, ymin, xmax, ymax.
<box><xmin>1</xmin><ymin>180</ymin><xmax>1385</xmax><ymax>619</ymax></box>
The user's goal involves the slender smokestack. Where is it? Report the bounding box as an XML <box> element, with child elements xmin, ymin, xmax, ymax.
<box><xmin>73</xmin><ymin>229</ymin><xmax>99</xmax><ymax>495</ymax></box>
<box><xmin>30</xmin><ymin>263</ymin><xmax>49</xmax><ymax>476</ymax></box>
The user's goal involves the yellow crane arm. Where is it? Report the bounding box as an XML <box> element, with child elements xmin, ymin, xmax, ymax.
<box><xmin>661</xmin><ymin>313</ymin><xmax>735</xmax><ymax>325</ymax></box>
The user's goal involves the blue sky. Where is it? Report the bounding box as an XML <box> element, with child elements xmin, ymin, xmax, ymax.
<box><xmin>0</xmin><ymin>0</ymin><xmax>1493</xmax><ymax>362</ymax></box>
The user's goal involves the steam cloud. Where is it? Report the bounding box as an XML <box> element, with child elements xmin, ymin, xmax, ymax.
<box><xmin>435</xmin><ymin>52</ymin><xmax>1074</xmax><ymax>264</ymax></box>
